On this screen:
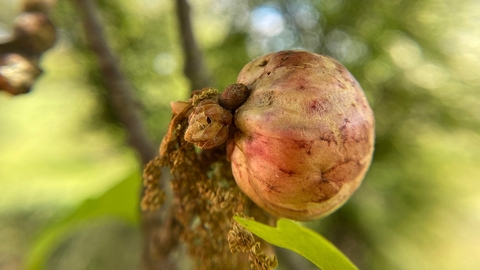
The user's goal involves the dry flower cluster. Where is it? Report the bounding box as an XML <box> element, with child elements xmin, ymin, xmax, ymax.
<box><xmin>142</xmin><ymin>88</ymin><xmax>277</xmax><ymax>270</ymax></box>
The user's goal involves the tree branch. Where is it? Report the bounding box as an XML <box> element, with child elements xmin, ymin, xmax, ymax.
<box><xmin>75</xmin><ymin>2</ymin><xmax>180</xmax><ymax>269</ymax></box>
<box><xmin>175</xmin><ymin>0</ymin><xmax>212</xmax><ymax>92</ymax></box>
<box><xmin>76</xmin><ymin>0</ymin><xmax>156</xmax><ymax>165</ymax></box>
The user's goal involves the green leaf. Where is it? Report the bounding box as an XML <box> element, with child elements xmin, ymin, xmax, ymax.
<box><xmin>234</xmin><ymin>217</ymin><xmax>358</xmax><ymax>270</ymax></box>
<box><xmin>26</xmin><ymin>172</ymin><xmax>141</xmax><ymax>270</ymax></box>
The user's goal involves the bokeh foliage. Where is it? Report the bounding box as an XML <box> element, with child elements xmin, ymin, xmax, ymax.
<box><xmin>1</xmin><ymin>0</ymin><xmax>480</xmax><ymax>269</ymax></box>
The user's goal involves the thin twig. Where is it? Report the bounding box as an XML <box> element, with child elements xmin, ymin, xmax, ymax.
<box><xmin>76</xmin><ymin>0</ymin><xmax>157</xmax><ymax>165</ymax></box>
<box><xmin>75</xmin><ymin>1</ymin><xmax>176</xmax><ymax>269</ymax></box>
<box><xmin>175</xmin><ymin>0</ymin><xmax>212</xmax><ymax>92</ymax></box>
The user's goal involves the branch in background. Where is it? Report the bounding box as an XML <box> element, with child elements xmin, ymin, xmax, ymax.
<box><xmin>0</xmin><ymin>0</ymin><xmax>56</xmax><ymax>95</ymax></box>
<box><xmin>75</xmin><ymin>0</ymin><xmax>156</xmax><ymax>165</ymax></box>
<box><xmin>175</xmin><ymin>0</ymin><xmax>212</xmax><ymax>92</ymax></box>
<box><xmin>75</xmin><ymin>1</ymin><xmax>177</xmax><ymax>269</ymax></box>
<box><xmin>142</xmin><ymin>208</ymin><xmax>180</xmax><ymax>270</ymax></box>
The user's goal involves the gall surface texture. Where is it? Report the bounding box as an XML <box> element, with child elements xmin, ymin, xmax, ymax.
<box><xmin>229</xmin><ymin>50</ymin><xmax>375</xmax><ymax>221</ymax></box>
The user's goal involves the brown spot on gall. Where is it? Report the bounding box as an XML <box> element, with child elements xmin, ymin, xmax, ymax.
<box><xmin>279</xmin><ymin>167</ymin><xmax>296</xmax><ymax>177</ymax></box>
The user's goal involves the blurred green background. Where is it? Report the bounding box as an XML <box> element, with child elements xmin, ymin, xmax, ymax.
<box><xmin>1</xmin><ymin>0</ymin><xmax>480</xmax><ymax>269</ymax></box>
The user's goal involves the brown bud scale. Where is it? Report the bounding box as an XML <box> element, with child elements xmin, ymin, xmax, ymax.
<box><xmin>185</xmin><ymin>99</ymin><xmax>233</xmax><ymax>149</ymax></box>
